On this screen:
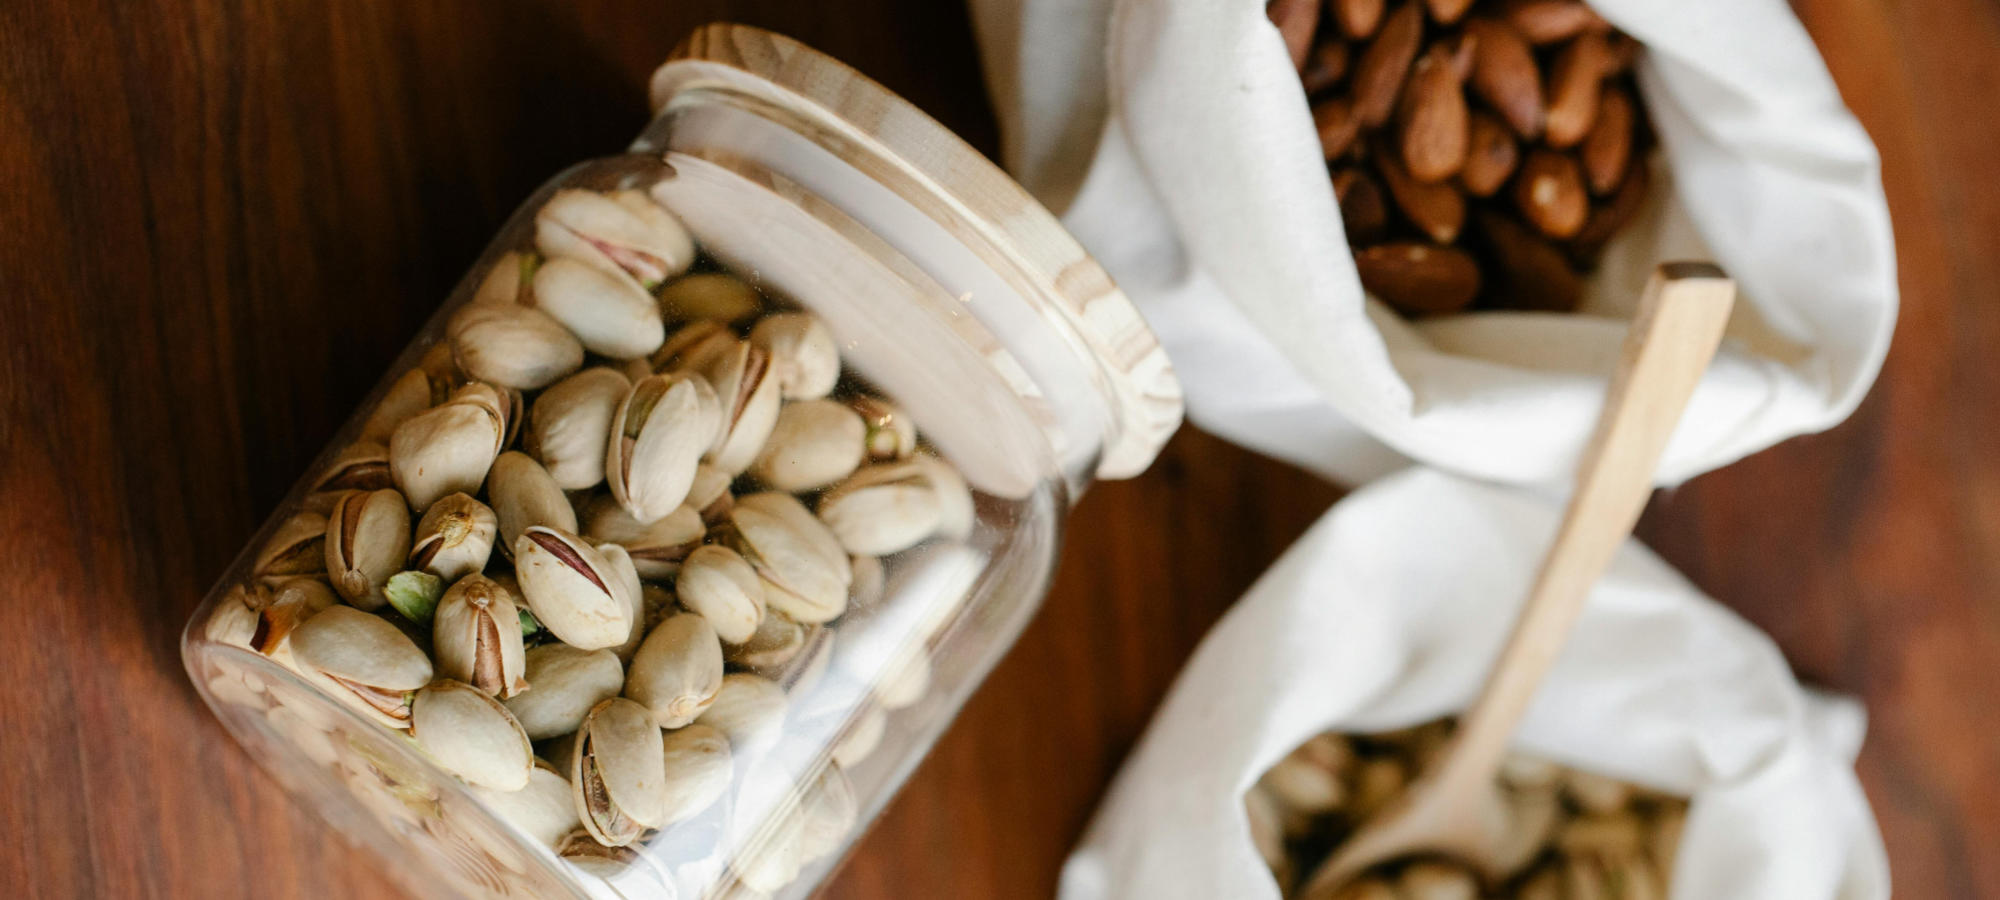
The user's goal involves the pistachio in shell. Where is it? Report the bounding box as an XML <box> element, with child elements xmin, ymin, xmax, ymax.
<box><xmin>411</xmin><ymin>680</ymin><xmax>534</xmax><ymax>790</ymax></box>
<box><xmin>847</xmin><ymin>395</ymin><xmax>918</xmax><ymax>462</ymax></box>
<box><xmin>527</xmin><ymin>367</ymin><xmax>629</xmax><ymax>490</ymax></box>
<box><xmin>644</xmin><ymin>318</ymin><xmax>740</xmax><ymax>378</ymax></box>
<box><xmin>362</xmin><ymin>366</ymin><xmax>452</xmax><ymax>443</ymax></box>
<box><xmin>304</xmin><ymin>442</ymin><xmax>394</xmax><ymax>514</ymax></box>
<box><xmin>389</xmin><ymin>393</ymin><xmax>505</xmax><ymax>511</ymax></box>
<box><xmin>581</xmin><ymin>494</ymin><xmax>704</xmax><ymax>581</ymax></box>
<box><xmin>597</xmin><ymin>543</ymin><xmax>648</xmax><ymax>664</ymax></box>
<box><xmin>408</xmin><ymin>492</ymin><xmax>497</xmax><ymax>583</ymax></box>
<box><xmin>724</xmin><ymin>605</ymin><xmax>810</xmax><ymax>673</ymax></box>
<box><xmin>531</xmin><ymin>256</ymin><xmax>665</xmax><ymax>361</ymax></box>
<box><xmin>570</xmin><ymin>698</ymin><xmax>668</xmax><ymax>846</ymax></box>
<box><xmin>624</xmin><ymin>612</ymin><xmax>725</xmax><ymax>728</ymax></box>
<box><xmin>447</xmin><ymin>300</ymin><xmax>583</xmax><ymax>391</ymax></box>
<box><xmin>324</xmin><ymin>488</ymin><xmax>412</xmax><ymax>610</ymax></box>
<box><xmin>657</xmin><ymin>723</ymin><xmax>732</xmax><ymax>826</ymax></box>
<box><xmin>433</xmin><ymin>574</ymin><xmax>529</xmax><ymax>699</ymax></box>
<box><xmin>288</xmin><ymin>605</ymin><xmax>433</xmax><ymax>729</ymax></box>
<box><xmin>749</xmin><ymin>312</ymin><xmax>840</xmax><ymax>401</ymax></box>
<box><xmin>504</xmin><ymin>644</ymin><xmax>625</xmax><ymax>741</ymax></box>
<box><xmin>489</xmin><ymin>451</ymin><xmax>579</xmax><ymax>560</ymax></box>
<box><xmin>607</xmin><ymin>373</ymin><xmax>718</xmax><ymax>522</ymax></box>
<box><xmin>656</xmin><ymin>272</ymin><xmax>762</xmax><ymax>325</ymax></box>
<box><xmin>831</xmin><ymin>707</ymin><xmax>888</xmax><ymax>769</ymax></box>
<box><xmin>252</xmin><ymin>578</ymin><xmax>339</xmax><ymax>662</ymax></box>
<box><xmin>701</xmin><ymin>342</ymin><xmax>783</xmax><ymax>475</ymax></box>
<box><xmin>750</xmin><ymin>399</ymin><xmax>866</xmax><ymax>492</ymax></box>
<box><xmin>726</xmin><ymin>492</ymin><xmax>852</xmax><ymax>624</ymax></box>
<box><xmin>513</xmin><ymin>526</ymin><xmax>631</xmax><ymax>650</ymax></box>
<box><xmin>816</xmin><ymin>461</ymin><xmax>944</xmax><ymax>557</ymax></box>
<box><xmin>696</xmin><ymin>673</ymin><xmax>787</xmax><ymax>756</ymax></box>
<box><xmin>676</xmin><ymin>544</ymin><xmax>766</xmax><ymax>644</ymax></box>
<box><xmin>686</xmin><ymin>463</ymin><xmax>735</xmax><ymax>526</ymax></box>
<box><xmin>535</xmin><ymin>188</ymin><xmax>695</xmax><ymax>291</ymax></box>
<box><xmin>914</xmin><ymin>452</ymin><xmax>976</xmax><ymax>540</ymax></box>
<box><xmin>474</xmin><ymin>759</ymin><xmax>579</xmax><ymax>850</ymax></box>
<box><xmin>471</xmin><ymin>250</ymin><xmax>539</xmax><ymax>307</ymax></box>
<box><xmin>254</xmin><ymin>511</ymin><xmax>329</xmax><ymax>579</ymax></box>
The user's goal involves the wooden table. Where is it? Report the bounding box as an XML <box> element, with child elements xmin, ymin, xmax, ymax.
<box><xmin>1</xmin><ymin>1</ymin><xmax>1991</xmax><ymax>897</ymax></box>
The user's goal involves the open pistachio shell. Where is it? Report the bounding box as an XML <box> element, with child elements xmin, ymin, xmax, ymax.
<box><xmin>727</xmin><ymin>493</ymin><xmax>852</xmax><ymax>624</ymax></box>
<box><xmin>305</xmin><ymin>442</ymin><xmax>395</xmax><ymax>514</ymax></box>
<box><xmin>597</xmin><ymin>543</ymin><xmax>648</xmax><ymax>664</ymax></box>
<box><xmin>433</xmin><ymin>574</ymin><xmax>528</xmax><ymax>698</ymax></box>
<box><xmin>913</xmin><ymin>453</ymin><xmax>975</xmax><ymax>540</ymax></box>
<box><xmin>362</xmin><ymin>366</ymin><xmax>452</xmax><ymax>443</ymax></box>
<box><xmin>571</xmin><ymin>698</ymin><xmax>668</xmax><ymax>846</ymax></box>
<box><xmin>847</xmin><ymin>395</ymin><xmax>918</xmax><ymax>462</ymax></box>
<box><xmin>288</xmin><ymin>605</ymin><xmax>432</xmax><ymax>729</ymax></box>
<box><xmin>701</xmin><ymin>342</ymin><xmax>783</xmax><ymax>476</ymax></box>
<box><xmin>255</xmin><ymin>511</ymin><xmax>329</xmax><ymax>579</ymax></box>
<box><xmin>490</xmin><ymin>451</ymin><xmax>579</xmax><ymax>561</ymax></box>
<box><xmin>646</xmin><ymin>318</ymin><xmax>740</xmax><ymax>378</ymax></box>
<box><xmin>581</xmin><ymin>495</ymin><xmax>704</xmax><ymax>581</ymax></box>
<box><xmin>504</xmin><ymin>644</ymin><xmax>625</xmax><ymax>741</ymax></box>
<box><xmin>324</xmin><ymin>488</ymin><xmax>412</xmax><ymax>610</ymax></box>
<box><xmin>514</xmin><ymin>526</ymin><xmax>631</xmax><ymax>650</ymax></box>
<box><xmin>447</xmin><ymin>300</ymin><xmax>583</xmax><ymax>391</ymax></box>
<box><xmin>408</xmin><ymin>493</ymin><xmax>497</xmax><ymax>583</ymax></box>
<box><xmin>528</xmin><ymin>367</ymin><xmax>629</xmax><ymax>490</ymax></box>
<box><xmin>474</xmin><ymin>759</ymin><xmax>579</xmax><ymax>850</ymax></box>
<box><xmin>411</xmin><ymin>680</ymin><xmax>534</xmax><ymax>790</ymax></box>
<box><xmin>607</xmin><ymin>373</ymin><xmax>717</xmax><ymax>522</ymax></box>
<box><xmin>657</xmin><ymin>272</ymin><xmax>762</xmax><ymax>325</ymax></box>
<box><xmin>389</xmin><ymin>395</ymin><xmax>504</xmax><ymax>511</ymax></box>
<box><xmin>625</xmin><ymin>612</ymin><xmax>725</xmax><ymax>728</ymax></box>
<box><xmin>696</xmin><ymin>673</ymin><xmax>787</xmax><ymax>756</ymax></box>
<box><xmin>750</xmin><ymin>399</ymin><xmax>866</xmax><ymax>492</ymax></box>
<box><xmin>749</xmin><ymin>313</ymin><xmax>840</xmax><ymax>401</ymax></box>
<box><xmin>817</xmin><ymin>462</ymin><xmax>944</xmax><ymax>557</ymax></box>
<box><xmin>204</xmin><ymin>584</ymin><xmax>263</xmax><ymax>649</ymax></box>
<box><xmin>532</xmin><ymin>256</ymin><xmax>665</xmax><ymax>361</ymax></box>
<box><xmin>658</xmin><ymin>724</ymin><xmax>732</xmax><ymax>826</ymax></box>
<box><xmin>676</xmin><ymin>545</ymin><xmax>766</xmax><ymax>644</ymax></box>
<box><xmin>724</xmin><ymin>606</ymin><xmax>811</xmax><ymax>673</ymax></box>
<box><xmin>688</xmin><ymin>463</ymin><xmax>735</xmax><ymax>525</ymax></box>
<box><xmin>535</xmin><ymin>188</ymin><xmax>694</xmax><ymax>291</ymax></box>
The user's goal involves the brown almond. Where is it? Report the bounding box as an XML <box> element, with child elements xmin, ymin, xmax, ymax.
<box><xmin>1465</xmin><ymin>18</ymin><xmax>1543</xmax><ymax>138</ymax></box>
<box><xmin>1581</xmin><ymin>86</ymin><xmax>1634</xmax><ymax>195</ymax></box>
<box><xmin>1269</xmin><ymin>0</ymin><xmax>1322</xmax><ymax>70</ymax></box>
<box><xmin>1375</xmin><ymin>138</ymin><xmax>1466</xmax><ymax>243</ymax></box>
<box><xmin>1303</xmin><ymin>40</ymin><xmax>1352</xmax><ymax>95</ymax></box>
<box><xmin>1333</xmin><ymin>169</ymin><xmax>1390</xmax><ymax>245</ymax></box>
<box><xmin>1475</xmin><ymin>211</ymin><xmax>1582</xmax><ymax>312</ymax></box>
<box><xmin>1352</xmin><ymin>2</ymin><xmax>1424</xmax><ymax>128</ymax></box>
<box><xmin>1398</xmin><ymin>42</ymin><xmax>1472</xmax><ymax>183</ymax></box>
<box><xmin>1355</xmin><ymin>243</ymin><xmax>1482</xmax><ymax>315</ymax></box>
<box><xmin>1314</xmin><ymin>96</ymin><xmax>1363</xmax><ymax>161</ymax></box>
<box><xmin>1423</xmin><ymin>0</ymin><xmax>1475</xmax><ymax>25</ymax></box>
<box><xmin>1570</xmin><ymin>159</ymin><xmax>1650</xmax><ymax>267</ymax></box>
<box><xmin>1460</xmin><ymin>112</ymin><xmax>1519</xmax><ymax>197</ymax></box>
<box><xmin>1329</xmin><ymin>0</ymin><xmax>1384</xmax><ymax>39</ymax></box>
<box><xmin>1544</xmin><ymin>30</ymin><xmax>1613</xmax><ymax>148</ymax></box>
<box><xmin>1497</xmin><ymin>0</ymin><xmax>1609</xmax><ymax>45</ymax></box>
<box><xmin>1513</xmin><ymin>148</ymin><xmax>1589</xmax><ymax>238</ymax></box>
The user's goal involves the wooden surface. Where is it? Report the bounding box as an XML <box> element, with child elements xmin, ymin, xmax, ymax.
<box><xmin>0</xmin><ymin>1</ymin><xmax>1991</xmax><ymax>898</ymax></box>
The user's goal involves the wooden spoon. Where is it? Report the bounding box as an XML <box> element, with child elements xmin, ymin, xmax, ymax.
<box><xmin>1299</xmin><ymin>262</ymin><xmax>1737</xmax><ymax>895</ymax></box>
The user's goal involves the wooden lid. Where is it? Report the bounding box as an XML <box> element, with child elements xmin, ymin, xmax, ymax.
<box><xmin>647</xmin><ymin>24</ymin><xmax>1181</xmax><ymax>481</ymax></box>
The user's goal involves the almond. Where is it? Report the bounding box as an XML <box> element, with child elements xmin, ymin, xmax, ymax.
<box><xmin>1570</xmin><ymin>158</ymin><xmax>1650</xmax><ymax>267</ymax></box>
<box><xmin>1398</xmin><ymin>42</ymin><xmax>1472</xmax><ymax>183</ymax></box>
<box><xmin>1354</xmin><ymin>243</ymin><xmax>1482</xmax><ymax>315</ymax></box>
<box><xmin>1302</xmin><ymin>40</ymin><xmax>1352</xmax><ymax>95</ymax></box>
<box><xmin>1352</xmin><ymin>2</ymin><xmax>1424</xmax><ymax>127</ymax></box>
<box><xmin>1465</xmin><ymin>18</ymin><xmax>1543</xmax><ymax>138</ymax></box>
<box><xmin>1269</xmin><ymin>0</ymin><xmax>1322</xmax><ymax>70</ymax></box>
<box><xmin>1333</xmin><ymin>168</ymin><xmax>1391</xmax><ymax>245</ymax></box>
<box><xmin>1329</xmin><ymin>0</ymin><xmax>1385</xmax><ymax>39</ymax></box>
<box><xmin>1314</xmin><ymin>96</ymin><xmax>1363</xmax><ymax>161</ymax></box>
<box><xmin>1375</xmin><ymin>138</ymin><xmax>1466</xmax><ymax>243</ymax></box>
<box><xmin>1474</xmin><ymin>210</ymin><xmax>1582</xmax><ymax>312</ymax></box>
<box><xmin>1513</xmin><ymin>148</ymin><xmax>1588</xmax><ymax>238</ymax></box>
<box><xmin>1496</xmin><ymin>0</ymin><xmax>1609</xmax><ymax>45</ymax></box>
<box><xmin>1581</xmin><ymin>85</ymin><xmax>1634</xmax><ymax>195</ymax></box>
<box><xmin>1423</xmin><ymin>0</ymin><xmax>1476</xmax><ymax>25</ymax></box>
<box><xmin>1460</xmin><ymin>112</ymin><xmax>1519</xmax><ymax>197</ymax></box>
<box><xmin>1543</xmin><ymin>30</ymin><xmax>1613</xmax><ymax>148</ymax></box>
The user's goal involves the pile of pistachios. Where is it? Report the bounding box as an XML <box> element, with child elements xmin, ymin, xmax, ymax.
<box><xmin>1247</xmin><ymin>720</ymin><xmax>1686</xmax><ymax>900</ymax></box>
<box><xmin>204</xmin><ymin>184</ymin><xmax>973</xmax><ymax>894</ymax></box>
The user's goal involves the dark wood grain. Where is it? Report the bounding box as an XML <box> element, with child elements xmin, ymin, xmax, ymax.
<box><xmin>0</xmin><ymin>1</ymin><xmax>1990</xmax><ymax>898</ymax></box>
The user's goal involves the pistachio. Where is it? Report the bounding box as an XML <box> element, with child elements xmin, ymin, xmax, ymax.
<box><xmin>817</xmin><ymin>461</ymin><xmax>944</xmax><ymax>557</ymax></box>
<box><xmin>645</xmin><ymin>318</ymin><xmax>741</xmax><ymax>377</ymax></box>
<box><xmin>831</xmin><ymin>707</ymin><xmax>887</xmax><ymax>769</ymax></box>
<box><xmin>535</xmin><ymin>188</ymin><xmax>694</xmax><ymax>291</ymax></box>
<box><xmin>472</xmin><ymin>250</ymin><xmax>539</xmax><ymax>306</ymax></box>
<box><xmin>848</xmin><ymin>554</ymin><xmax>885</xmax><ymax>614</ymax></box>
<box><xmin>361</xmin><ymin>367</ymin><xmax>449</xmax><ymax>443</ymax></box>
<box><xmin>597</xmin><ymin>543</ymin><xmax>649</xmax><ymax>664</ymax></box>
<box><xmin>408</xmin><ymin>493</ymin><xmax>497</xmax><ymax>582</ymax></box>
<box><xmin>847</xmin><ymin>395</ymin><xmax>918</xmax><ymax>462</ymax></box>
<box><xmin>607</xmin><ymin>373</ymin><xmax>718</xmax><ymax>522</ymax></box>
<box><xmin>204</xmin><ymin>584</ymin><xmax>263</xmax><ymax>649</ymax></box>
<box><xmin>389</xmin><ymin>393</ymin><xmax>505</xmax><ymax>511</ymax></box>
<box><xmin>874</xmin><ymin>648</ymin><xmax>930</xmax><ymax>709</ymax></box>
<box><xmin>657</xmin><ymin>271</ymin><xmax>763</xmax><ymax>324</ymax></box>
<box><xmin>625</xmin><ymin>612</ymin><xmax>725</xmax><ymax>728</ymax></box>
<box><xmin>748</xmin><ymin>313</ymin><xmax>839</xmax><ymax>401</ymax></box>
<box><xmin>750</xmin><ymin>399</ymin><xmax>866</xmax><ymax>492</ymax></box>
<box><xmin>687</xmin><ymin>463</ymin><xmax>735</xmax><ymax>525</ymax></box>
<box><xmin>796</xmin><ymin>763</ymin><xmax>858</xmax><ymax>863</ymax></box>
<box><xmin>306</xmin><ymin>442</ymin><xmax>394</xmax><ymax>514</ymax></box>
<box><xmin>447</xmin><ymin>300</ymin><xmax>583</xmax><ymax>390</ymax></box>
<box><xmin>254</xmin><ymin>511</ymin><xmax>330</xmax><ymax>578</ymax></box>
<box><xmin>658</xmin><ymin>724</ymin><xmax>733</xmax><ymax>825</ymax></box>
<box><xmin>570</xmin><ymin>697</ymin><xmax>668</xmax><ymax>846</ymax></box>
<box><xmin>383</xmin><ymin>571</ymin><xmax>444</xmax><ymax>624</ymax></box>
<box><xmin>1350</xmin><ymin>756</ymin><xmax>1407</xmax><ymax>819</ymax></box>
<box><xmin>676</xmin><ymin>545</ymin><xmax>766</xmax><ymax>644</ymax></box>
<box><xmin>490</xmin><ymin>451</ymin><xmax>579</xmax><ymax>560</ymax></box>
<box><xmin>452</xmin><ymin>381</ymin><xmax>524</xmax><ymax>450</ymax></box>
<box><xmin>724</xmin><ymin>607</ymin><xmax>811</xmax><ymax>673</ymax></box>
<box><xmin>727</xmin><ymin>492</ymin><xmax>852</xmax><ymax>624</ymax></box>
<box><xmin>504</xmin><ymin>644</ymin><xmax>625</xmax><ymax>741</ymax></box>
<box><xmin>528</xmin><ymin>367</ymin><xmax>630</xmax><ymax>490</ymax></box>
<box><xmin>475</xmin><ymin>760</ymin><xmax>579</xmax><ymax>850</ymax></box>
<box><xmin>252</xmin><ymin>578</ymin><xmax>339</xmax><ymax>660</ymax></box>
<box><xmin>581</xmin><ymin>495</ymin><xmax>704</xmax><ymax>581</ymax></box>
<box><xmin>433</xmin><ymin>574</ymin><xmax>529</xmax><ymax>698</ymax></box>
<box><xmin>324</xmin><ymin>489</ymin><xmax>412</xmax><ymax>610</ymax></box>
<box><xmin>410</xmin><ymin>680</ymin><xmax>534</xmax><ymax>790</ymax></box>
<box><xmin>697</xmin><ymin>673</ymin><xmax>787</xmax><ymax>756</ymax></box>
<box><xmin>914</xmin><ymin>452</ymin><xmax>976</xmax><ymax>540</ymax></box>
<box><xmin>531</xmin><ymin>256</ymin><xmax>666</xmax><ymax>360</ymax></box>
<box><xmin>514</xmin><ymin>526</ymin><xmax>632</xmax><ymax>650</ymax></box>
<box><xmin>700</xmin><ymin>342</ymin><xmax>782</xmax><ymax>475</ymax></box>
<box><xmin>289</xmin><ymin>606</ymin><xmax>433</xmax><ymax>729</ymax></box>
<box><xmin>1493</xmin><ymin>779</ymin><xmax>1563</xmax><ymax>877</ymax></box>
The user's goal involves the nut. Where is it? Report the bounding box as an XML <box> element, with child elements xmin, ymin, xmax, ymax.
<box><xmin>624</xmin><ymin>612</ymin><xmax>725</xmax><ymax>728</ymax></box>
<box><xmin>255</xmin><ymin>511</ymin><xmax>329</xmax><ymax>579</ymax></box>
<box><xmin>1513</xmin><ymin>148</ymin><xmax>1589</xmax><ymax>238</ymax></box>
<box><xmin>1466</xmin><ymin>17</ymin><xmax>1544</xmax><ymax>138</ymax></box>
<box><xmin>701</xmin><ymin>342</ymin><xmax>783</xmax><ymax>475</ymax></box>
<box><xmin>489</xmin><ymin>451</ymin><xmax>579</xmax><ymax>561</ymax></box>
<box><xmin>657</xmin><ymin>272</ymin><xmax>763</xmax><ymax>325</ymax></box>
<box><xmin>324</xmin><ymin>488</ymin><xmax>412</xmax><ymax>610</ymax></box>
<box><xmin>696</xmin><ymin>673</ymin><xmax>787</xmax><ymax>756</ymax></box>
<box><xmin>503</xmin><ymin>644</ymin><xmax>625</xmax><ymax>741</ymax></box>
<box><xmin>1268</xmin><ymin>0</ymin><xmax>1320</xmax><ymax>70</ymax></box>
<box><xmin>1332</xmin><ymin>0</ymin><xmax>1384</xmax><ymax>39</ymax></box>
<box><xmin>657</xmin><ymin>724</ymin><xmax>732</xmax><ymax>825</ymax></box>
<box><xmin>410</xmin><ymin>680</ymin><xmax>534</xmax><ymax>790</ymax></box>
<box><xmin>1581</xmin><ymin>85</ymin><xmax>1634</xmax><ymax>195</ymax></box>
<box><xmin>535</xmin><ymin>188</ymin><xmax>695</xmax><ymax>291</ymax></box>
<box><xmin>514</xmin><ymin>526</ymin><xmax>632</xmax><ymax>650</ymax></box>
<box><xmin>607</xmin><ymin>373</ymin><xmax>719</xmax><ymax>522</ymax></box>
<box><xmin>569</xmin><ymin>698</ymin><xmax>668</xmax><ymax>846</ymax></box>
<box><xmin>473</xmin><ymin>761</ymin><xmax>579</xmax><ymax>850</ymax></box>
<box><xmin>727</xmin><ymin>492</ymin><xmax>853</xmax><ymax>624</ymax></box>
<box><xmin>527</xmin><ymin>367</ymin><xmax>630</xmax><ymax>490</ymax></box>
<box><xmin>581</xmin><ymin>495</ymin><xmax>704</xmax><ymax>580</ymax></box>
<box><xmin>1460</xmin><ymin>111</ymin><xmax>1520</xmax><ymax>197</ymax></box>
<box><xmin>288</xmin><ymin>605</ymin><xmax>432</xmax><ymax>729</ymax></box>
<box><xmin>751</xmin><ymin>399</ymin><xmax>867</xmax><ymax>492</ymax></box>
<box><xmin>531</xmin><ymin>256</ymin><xmax>666</xmax><ymax>361</ymax></box>
<box><xmin>750</xmin><ymin>313</ymin><xmax>841</xmax><ymax>401</ymax></box>
<box><xmin>1374</xmin><ymin>137</ymin><xmax>1466</xmax><ymax>243</ymax></box>
<box><xmin>1352</xmin><ymin>2</ymin><xmax>1424</xmax><ymax>127</ymax></box>
<box><xmin>676</xmin><ymin>545</ymin><xmax>767</xmax><ymax>644</ymax></box>
<box><xmin>447</xmin><ymin>301</ymin><xmax>582</xmax><ymax>391</ymax></box>
<box><xmin>389</xmin><ymin>391</ymin><xmax>505</xmax><ymax>511</ymax></box>
<box><xmin>1354</xmin><ymin>243</ymin><xmax>1481</xmax><ymax>315</ymax></box>
<box><xmin>432</xmin><ymin>574</ymin><xmax>528</xmax><ymax>698</ymax></box>
<box><xmin>409</xmin><ymin>492</ymin><xmax>498</xmax><ymax>583</ymax></box>
<box><xmin>818</xmin><ymin>461</ymin><xmax>945</xmax><ymax>557</ymax></box>
<box><xmin>1398</xmin><ymin>39</ymin><xmax>1474</xmax><ymax>183</ymax></box>
<box><xmin>1543</xmin><ymin>30</ymin><xmax>1613</xmax><ymax>148</ymax></box>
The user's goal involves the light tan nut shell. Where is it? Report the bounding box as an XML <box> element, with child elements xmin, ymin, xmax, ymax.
<box><xmin>474</xmin><ymin>760</ymin><xmax>579</xmax><ymax>850</ymax></box>
<box><xmin>411</xmin><ymin>680</ymin><xmax>534</xmax><ymax>790</ymax></box>
<box><xmin>432</xmin><ymin>574</ymin><xmax>528</xmax><ymax>698</ymax></box>
<box><xmin>658</xmin><ymin>724</ymin><xmax>733</xmax><ymax>826</ymax></box>
<box><xmin>389</xmin><ymin>395</ymin><xmax>504</xmax><ymax>511</ymax></box>
<box><xmin>514</xmin><ymin>526</ymin><xmax>631</xmax><ymax>650</ymax></box>
<box><xmin>288</xmin><ymin>605</ymin><xmax>433</xmax><ymax>729</ymax></box>
<box><xmin>697</xmin><ymin>673</ymin><xmax>787</xmax><ymax>756</ymax></box>
<box><xmin>528</xmin><ymin>367</ymin><xmax>630</xmax><ymax>490</ymax></box>
<box><xmin>817</xmin><ymin>462</ymin><xmax>943</xmax><ymax>557</ymax></box>
<box><xmin>608</xmin><ymin>373</ymin><xmax>719</xmax><ymax>522</ymax></box>
<box><xmin>624</xmin><ymin>612</ymin><xmax>725</xmax><ymax>728</ymax></box>
<box><xmin>571</xmin><ymin>698</ymin><xmax>669</xmax><ymax>845</ymax></box>
<box><xmin>749</xmin><ymin>312</ymin><xmax>840</xmax><ymax>401</ymax></box>
<box><xmin>323</xmin><ymin>488</ymin><xmax>412</xmax><ymax>610</ymax></box>
<box><xmin>447</xmin><ymin>301</ymin><xmax>583</xmax><ymax>391</ymax></box>
<box><xmin>535</xmin><ymin>188</ymin><xmax>694</xmax><ymax>290</ymax></box>
<box><xmin>490</xmin><ymin>451</ymin><xmax>579</xmax><ymax>561</ymax></box>
<box><xmin>750</xmin><ymin>399</ymin><xmax>866</xmax><ymax>492</ymax></box>
<box><xmin>531</xmin><ymin>256</ymin><xmax>665</xmax><ymax>360</ymax></box>
<box><xmin>582</xmin><ymin>496</ymin><xmax>704</xmax><ymax>581</ymax></box>
<box><xmin>676</xmin><ymin>545</ymin><xmax>766</xmax><ymax>644</ymax></box>
<box><xmin>409</xmin><ymin>493</ymin><xmax>497</xmax><ymax>583</ymax></box>
<box><xmin>504</xmin><ymin>644</ymin><xmax>625</xmax><ymax>741</ymax></box>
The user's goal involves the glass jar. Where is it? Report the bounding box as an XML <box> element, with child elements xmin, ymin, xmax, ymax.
<box><xmin>181</xmin><ymin>24</ymin><xmax>1181</xmax><ymax>900</ymax></box>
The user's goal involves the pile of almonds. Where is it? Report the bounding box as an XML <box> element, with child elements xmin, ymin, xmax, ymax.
<box><xmin>1247</xmin><ymin>720</ymin><xmax>1685</xmax><ymax>899</ymax></box>
<box><xmin>1268</xmin><ymin>0</ymin><xmax>1653</xmax><ymax>316</ymax></box>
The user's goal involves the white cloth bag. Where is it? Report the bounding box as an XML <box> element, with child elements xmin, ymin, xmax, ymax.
<box><xmin>1057</xmin><ymin>469</ymin><xmax>1889</xmax><ymax>900</ymax></box>
<box><xmin>968</xmin><ymin>0</ymin><xmax>1897</xmax><ymax>486</ymax></box>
